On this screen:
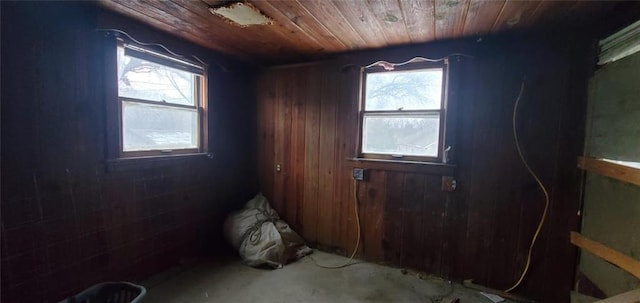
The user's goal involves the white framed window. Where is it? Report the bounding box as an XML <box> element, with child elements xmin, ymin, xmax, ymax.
<box><xmin>115</xmin><ymin>40</ymin><xmax>207</xmax><ymax>158</ymax></box>
<box><xmin>359</xmin><ymin>62</ymin><xmax>447</xmax><ymax>162</ymax></box>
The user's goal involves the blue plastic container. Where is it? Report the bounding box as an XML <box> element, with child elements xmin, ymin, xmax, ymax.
<box><xmin>59</xmin><ymin>281</ymin><xmax>146</xmax><ymax>303</ymax></box>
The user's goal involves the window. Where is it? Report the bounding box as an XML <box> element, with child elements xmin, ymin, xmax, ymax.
<box><xmin>115</xmin><ymin>40</ymin><xmax>206</xmax><ymax>158</ymax></box>
<box><xmin>359</xmin><ymin>62</ymin><xmax>447</xmax><ymax>162</ymax></box>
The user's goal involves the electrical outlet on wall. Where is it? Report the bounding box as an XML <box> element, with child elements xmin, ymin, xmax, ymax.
<box><xmin>353</xmin><ymin>168</ymin><xmax>365</xmax><ymax>181</ymax></box>
<box><xmin>441</xmin><ymin>176</ymin><xmax>457</xmax><ymax>192</ymax></box>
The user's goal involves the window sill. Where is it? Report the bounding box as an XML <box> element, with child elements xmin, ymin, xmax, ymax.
<box><xmin>106</xmin><ymin>153</ymin><xmax>212</xmax><ymax>172</ymax></box>
<box><xmin>346</xmin><ymin>158</ymin><xmax>455</xmax><ymax>176</ymax></box>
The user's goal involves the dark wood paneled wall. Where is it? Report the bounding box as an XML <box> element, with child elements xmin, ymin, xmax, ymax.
<box><xmin>1</xmin><ymin>2</ymin><xmax>257</xmax><ymax>301</ymax></box>
<box><xmin>256</xmin><ymin>34</ymin><xmax>593</xmax><ymax>302</ymax></box>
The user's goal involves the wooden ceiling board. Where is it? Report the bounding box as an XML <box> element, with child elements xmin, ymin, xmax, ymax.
<box><xmin>435</xmin><ymin>0</ymin><xmax>472</xmax><ymax>39</ymax></box>
<box><xmin>98</xmin><ymin>0</ymin><xmax>623</xmax><ymax>64</ymax></box>
<box><xmin>255</xmin><ymin>0</ymin><xmax>347</xmax><ymax>52</ymax></box>
<box><xmin>526</xmin><ymin>0</ymin><xmax>548</xmax><ymax>25</ymax></box>
<box><xmin>491</xmin><ymin>0</ymin><xmax>541</xmax><ymax>32</ymax></box>
<box><xmin>462</xmin><ymin>0</ymin><xmax>505</xmax><ymax>36</ymax></box>
<box><xmin>176</xmin><ymin>0</ymin><xmax>313</xmax><ymax>59</ymax></box>
<box><xmin>100</xmin><ymin>0</ymin><xmax>247</xmax><ymax>57</ymax></box>
<box><xmin>296</xmin><ymin>0</ymin><xmax>367</xmax><ymax>50</ymax></box>
<box><xmin>399</xmin><ymin>0</ymin><xmax>437</xmax><ymax>43</ymax></box>
<box><xmin>248</xmin><ymin>1</ymin><xmax>328</xmax><ymax>53</ymax></box>
<box><xmin>330</xmin><ymin>0</ymin><xmax>388</xmax><ymax>48</ymax></box>
<box><xmin>201</xmin><ymin>0</ymin><xmax>225</xmax><ymax>6</ymax></box>
<box><xmin>117</xmin><ymin>0</ymin><xmax>234</xmax><ymax>45</ymax></box>
<box><xmin>139</xmin><ymin>0</ymin><xmax>303</xmax><ymax>59</ymax></box>
<box><xmin>365</xmin><ymin>0</ymin><xmax>412</xmax><ymax>45</ymax></box>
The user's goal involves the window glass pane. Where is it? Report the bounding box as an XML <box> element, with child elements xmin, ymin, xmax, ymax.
<box><xmin>365</xmin><ymin>68</ymin><xmax>443</xmax><ymax>111</ymax></box>
<box><xmin>118</xmin><ymin>49</ymin><xmax>198</xmax><ymax>106</ymax></box>
<box><xmin>362</xmin><ymin>114</ymin><xmax>440</xmax><ymax>157</ymax></box>
<box><xmin>122</xmin><ymin>101</ymin><xmax>198</xmax><ymax>152</ymax></box>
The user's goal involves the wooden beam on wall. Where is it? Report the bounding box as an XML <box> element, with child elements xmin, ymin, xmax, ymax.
<box><xmin>570</xmin><ymin>232</ymin><xmax>640</xmax><ymax>280</ymax></box>
<box><xmin>595</xmin><ymin>289</ymin><xmax>640</xmax><ymax>303</ymax></box>
<box><xmin>577</xmin><ymin>157</ymin><xmax>640</xmax><ymax>187</ymax></box>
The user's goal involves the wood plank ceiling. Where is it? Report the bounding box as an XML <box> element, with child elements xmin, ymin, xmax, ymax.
<box><xmin>99</xmin><ymin>0</ymin><xmax>618</xmax><ymax>63</ymax></box>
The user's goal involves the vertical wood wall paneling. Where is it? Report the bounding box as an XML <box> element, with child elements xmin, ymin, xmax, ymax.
<box><xmin>272</xmin><ymin>69</ymin><xmax>286</xmax><ymax>215</ymax></box>
<box><xmin>301</xmin><ymin>65</ymin><xmax>322</xmax><ymax>244</ymax></box>
<box><xmin>1</xmin><ymin>3</ymin><xmax>258</xmax><ymax>301</ymax></box>
<box><xmin>439</xmin><ymin>55</ymin><xmax>473</xmax><ymax>280</ymax></box>
<box><xmin>422</xmin><ymin>175</ymin><xmax>447</xmax><ymax>275</ymax></box>
<box><xmin>285</xmin><ymin>68</ymin><xmax>308</xmax><ymax>231</ymax></box>
<box><xmin>485</xmin><ymin>50</ymin><xmax>528</xmax><ymax>289</ymax></box>
<box><xmin>360</xmin><ymin>170</ymin><xmax>386</xmax><ymax>262</ymax></box>
<box><xmin>339</xmin><ymin>66</ymin><xmax>361</xmax><ymax>256</ymax></box>
<box><xmin>316</xmin><ymin>65</ymin><xmax>338</xmax><ymax>247</ymax></box>
<box><xmin>505</xmin><ymin>44</ymin><xmax>568</xmax><ymax>299</ymax></box>
<box><xmin>462</xmin><ymin>45</ymin><xmax>505</xmax><ymax>283</ymax></box>
<box><xmin>255</xmin><ymin>34</ymin><xmax>590</xmax><ymax>301</ymax></box>
<box><xmin>383</xmin><ymin>172</ymin><xmax>405</xmax><ymax>266</ymax></box>
<box><xmin>541</xmin><ymin>39</ymin><xmax>592</xmax><ymax>303</ymax></box>
<box><xmin>399</xmin><ymin>173</ymin><xmax>427</xmax><ymax>270</ymax></box>
<box><xmin>531</xmin><ymin>40</ymin><xmax>589</xmax><ymax>302</ymax></box>
<box><xmin>256</xmin><ymin>71</ymin><xmax>276</xmax><ymax>202</ymax></box>
<box><xmin>328</xmin><ymin>66</ymin><xmax>348</xmax><ymax>249</ymax></box>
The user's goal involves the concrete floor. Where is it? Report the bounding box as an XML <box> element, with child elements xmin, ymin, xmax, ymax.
<box><xmin>141</xmin><ymin>251</ymin><xmax>515</xmax><ymax>303</ymax></box>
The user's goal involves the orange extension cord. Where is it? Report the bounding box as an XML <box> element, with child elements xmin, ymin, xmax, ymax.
<box><xmin>308</xmin><ymin>179</ymin><xmax>362</xmax><ymax>269</ymax></box>
<box><xmin>504</xmin><ymin>80</ymin><xmax>550</xmax><ymax>293</ymax></box>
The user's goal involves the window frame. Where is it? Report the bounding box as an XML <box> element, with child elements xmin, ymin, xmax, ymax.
<box><xmin>357</xmin><ymin>60</ymin><xmax>449</xmax><ymax>163</ymax></box>
<box><xmin>109</xmin><ymin>38</ymin><xmax>208</xmax><ymax>159</ymax></box>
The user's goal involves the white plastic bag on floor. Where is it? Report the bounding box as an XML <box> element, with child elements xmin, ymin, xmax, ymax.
<box><xmin>223</xmin><ymin>193</ymin><xmax>312</xmax><ymax>268</ymax></box>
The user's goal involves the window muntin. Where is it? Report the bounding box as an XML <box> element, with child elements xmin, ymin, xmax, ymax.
<box><xmin>360</xmin><ymin>64</ymin><xmax>446</xmax><ymax>161</ymax></box>
<box><xmin>116</xmin><ymin>41</ymin><xmax>206</xmax><ymax>156</ymax></box>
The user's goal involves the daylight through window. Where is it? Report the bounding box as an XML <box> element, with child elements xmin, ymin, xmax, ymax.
<box><xmin>360</xmin><ymin>63</ymin><xmax>446</xmax><ymax>161</ymax></box>
<box><xmin>117</xmin><ymin>41</ymin><xmax>206</xmax><ymax>157</ymax></box>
